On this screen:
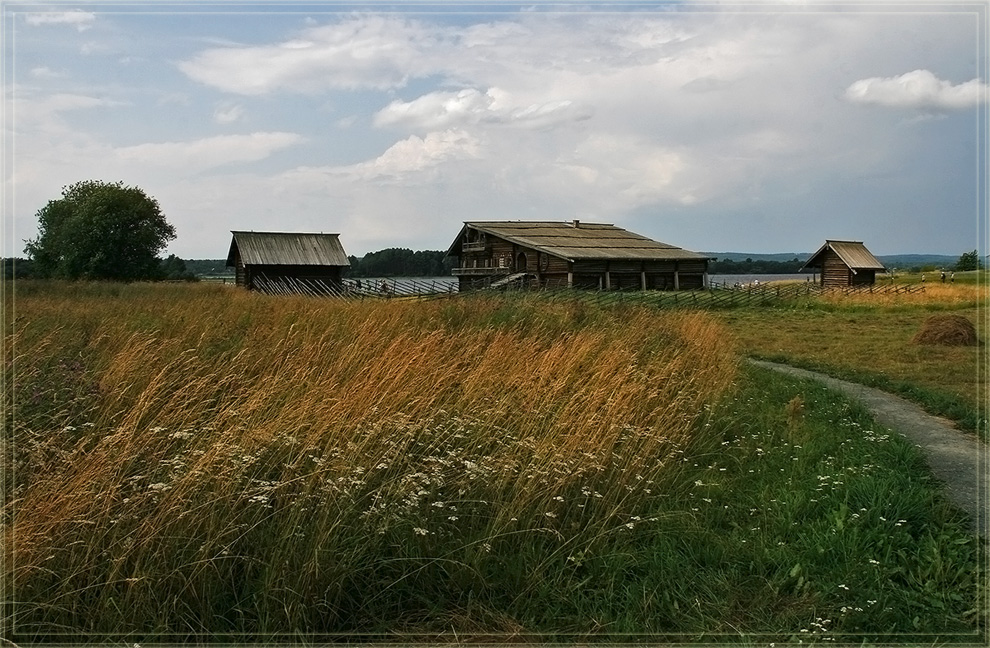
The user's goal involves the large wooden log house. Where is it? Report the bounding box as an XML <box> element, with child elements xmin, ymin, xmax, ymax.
<box><xmin>447</xmin><ymin>221</ymin><xmax>710</xmax><ymax>291</ymax></box>
<box><xmin>801</xmin><ymin>240</ymin><xmax>885</xmax><ymax>288</ymax></box>
<box><xmin>226</xmin><ymin>231</ymin><xmax>350</xmax><ymax>292</ymax></box>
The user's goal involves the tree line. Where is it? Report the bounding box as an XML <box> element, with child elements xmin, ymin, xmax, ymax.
<box><xmin>708</xmin><ymin>257</ymin><xmax>804</xmax><ymax>274</ymax></box>
<box><xmin>344</xmin><ymin>248</ymin><xmax>455</xmax><ymax>278</ymax></box>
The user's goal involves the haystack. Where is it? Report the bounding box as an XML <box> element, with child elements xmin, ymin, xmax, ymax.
<box><xmin>911</xmin><ymin>314</ymin><xmax>979</xmax><ymax>346</ymax></box>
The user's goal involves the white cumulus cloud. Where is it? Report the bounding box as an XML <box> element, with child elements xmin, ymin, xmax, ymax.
<box><xmin>363</xmin><ymin>129</ymin><xmax>481</xmax><ymax>176</ymax></box>
<box><xmin>283</xmin><ymin>129</ymin><xmax>481</xmax><ymax>185</ymax></box>
<box><xmin>374</xmin><ymin>87</ymin><xmax>592</xmax><ymax>131</ymax></box>
<box><xmin>844</xmin><ymin>69</ymin><xmax>986</xmax><ymax>111</ymax></box>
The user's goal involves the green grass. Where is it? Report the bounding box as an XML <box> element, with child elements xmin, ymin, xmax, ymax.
<box><xmin>475</xmin><ymin>364</ymin><xmax>982</xmax><ymax>643</ymax></box>
<box><xmin>750</xmin><ymin>351</ymin><xmax>987</xmax><ymax>439</ymax></box>
<box><xmin>3</xmin><ymin>282</ymin><xmax>985</xmax><ymax>644</ymax></box>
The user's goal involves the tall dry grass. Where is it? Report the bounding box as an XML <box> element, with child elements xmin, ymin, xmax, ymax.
<box><xmin>5</xmin><ymin>282</ymin><xmax>736</xmax><ymax>636</ymax></box>
<box><xmin>817</xmin><ymin>281</ymin><xmax>987</xmax><ymax>309</ymax></box>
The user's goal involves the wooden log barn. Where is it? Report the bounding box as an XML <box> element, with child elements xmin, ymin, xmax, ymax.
<box><xmin>226</xmin><ymin>231</ymin><xmax>350</xmax><ymax>292</ymax></box>
<box><xmin>801</xmin><ymin>240</ymin><xmax>885</xmax><ymax>288</ymax></box>
<box><xmin>446</xmin><ymin>221</ymin><xmax>711</xmax><ymax>291</ymax></box>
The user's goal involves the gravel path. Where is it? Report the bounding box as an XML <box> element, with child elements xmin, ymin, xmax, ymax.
<box><xmin>748</xmin><ymin>359</ymin><xmax>988</xmax><ymax>538</ymax></box>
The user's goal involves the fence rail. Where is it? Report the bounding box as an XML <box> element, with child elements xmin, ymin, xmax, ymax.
<box><xmin>248</xmin><ymin>274</ymin><xmax>924</xmax><ymax>308</ymax></box>
<box><xmin>251</xmin><ymin>276</ymin><xmax>458</xmax><ymax>299</ymax></box>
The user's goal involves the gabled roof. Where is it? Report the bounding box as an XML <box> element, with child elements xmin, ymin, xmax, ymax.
<box><xmin>226</xmin><ymin>231</ymin><xmax>350</xmax><ymax>267</ymax></box>
<box><xmin>447</xmin><ymin>221</ymin><xmax>710</xmax><ymax>263</ymax></box>
<box><xmin>801</xmin><ymin>240</ymin><xmax>885</xmax><ymax>273</ymax></box>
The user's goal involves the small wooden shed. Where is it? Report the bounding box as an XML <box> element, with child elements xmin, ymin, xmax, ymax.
<box><xmin>802</xmin><ymin>240</ymin><xmax>885</xmax><ymax>288</ymax></box>
<box><xmin>226</xmin><ymin>231</ymin><xmax>350</xmax><ymax>292</ymax></box>
<box><xmin>447</xmin><ymin>220</ymin><xmax>710</xmax><ymax>291</ymax></box>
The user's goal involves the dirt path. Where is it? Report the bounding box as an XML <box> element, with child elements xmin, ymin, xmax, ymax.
<box><xmin>748</xmin><ymin>359</ymin><xmax>987</xmax><ymax>538</ymax></box>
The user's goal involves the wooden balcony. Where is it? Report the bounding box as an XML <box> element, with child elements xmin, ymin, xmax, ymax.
<box><xmin>461</xmin><ymin>241</ymin><xmax>487</xmax><ymax>252</ymax></box>
<box><xmin>451</xmin><ymin>266</ymin><xmax>511</xmax><ymax>277</ymax></box>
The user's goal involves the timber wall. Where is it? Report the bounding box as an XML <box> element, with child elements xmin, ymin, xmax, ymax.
<box><xmin>454</xmin><ymin>232</ymin><xmax>708</xmax><ymax>291</ymax></box>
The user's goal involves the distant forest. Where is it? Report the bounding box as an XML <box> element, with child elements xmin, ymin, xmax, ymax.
<box><xmin>345</xmin><ymin>249</ymin><xmax>455</xmax><ymax>278</ymax></box>
<box><xmin>708</xmin><ymin>257</ymin><xmax>804</xmax><ymax>274</ymax></box>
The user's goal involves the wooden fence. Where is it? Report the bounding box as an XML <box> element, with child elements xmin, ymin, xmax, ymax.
<box><xmin>250</xmin><ymin>275</ymin><xmax>458</xmax><ymax>299</ymax></box>
<box><xmin>248</xmin><ymin>274</ymin><xmax>924</xmax><ymax>309</ymax></box>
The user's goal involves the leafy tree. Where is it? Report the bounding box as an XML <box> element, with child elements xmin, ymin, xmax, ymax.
<box><xmin>24</xmin><ymin>180</ymin><xmax>176</xmax><ymax>280</ymax></box>
<box><xmin>160</xmin><ymin>254</ymin><xmax>198</xmax><ymax>281</ymax></box>
<box><xmin>954</xmin><ymin>250</ymin><xmax>983</xmax><ymax>272</ymax></box>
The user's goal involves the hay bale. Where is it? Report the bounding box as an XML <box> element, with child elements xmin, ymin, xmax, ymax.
<box><xmin>911</xmin><ymin>314</ymin><xmax>978</xmax><ymax>346</ymax></box>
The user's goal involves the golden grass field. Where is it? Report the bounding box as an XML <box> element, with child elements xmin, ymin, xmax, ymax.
<box><xmin>5</xmin><ymin>282</ymin><xmax>741</xmax><ymax>634</ymax></box>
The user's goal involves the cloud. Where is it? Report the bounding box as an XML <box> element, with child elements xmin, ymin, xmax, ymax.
<box><xmin>276</xmin><ymin>130</ymin><xmax>483</xmax><ymax>195</ymax></box>
<box><xmin>24</xmin><ymin>10</ymin><xmax>95</xmax><ymax>31</ymax></box>
<box><xmin>359</xmin><ymin>129</ymin><xmax>481</xmax><ymax>177</ymax></box>
<box><xmin>80</xmin><ymin>41</ymin><xmax>111</xmax><ymax>56</ymax></box>
<box><xmin>844</xmin><ymin>69</ymin><xmax>987</xmax><ymax>111</ymax></box>
<box><xmin>175</xmin><ymin>14</ymin><xmax>691</xmax><ymax>97</ymax></box>
<box><xmin>213</xmin><ymin>104</ymin><xmax>245</xmax><ymax>124</ymax></box>
<box><xmin>115</xmin><ymin>132</ymin><xmax>303</xmax><ymax>172</ymax></box>
<box><xmin>19</xmin><ymin>92</ymin><xmax>128</xmax><ymax>126</ymax></box>
<box><xmin>374</xmin><ymin>87</ymin><xmax>592</xmax><ymax>131</ymax></box>
<box><xmin>556</xmin><ymin>134</ymin><xmax>694</xmax><ymax>207</ymax></box>
<box><xmin>29</xmin><ymin>66</ymin><xmax>63</xmax><ymax>79</ymax></box>
<box><xmin>178</xmin><ymin>16</ymin><xmax>437</xmax><ymax>94</ymax></box>
<box><xmin>282</xmin><ymin>129</ymin><xmax>481</xmax><ymax>186</ymax></box>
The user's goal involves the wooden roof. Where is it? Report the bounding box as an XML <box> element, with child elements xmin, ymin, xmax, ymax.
<box><xmin>801</xmin><ymin>240</ymin><xmax>885</xmax><ymax>273</ymax></box>
<box><xmin>447</xmin><ymin>221</ymin><xmax>710</xmax><ymax>263</ymax></box>
<box><xmin>226</xmin><ymin>231</ymin><xmax>350</xmax><ymax>267</ymax></box>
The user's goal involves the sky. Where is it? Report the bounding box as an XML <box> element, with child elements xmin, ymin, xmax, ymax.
<box><xmin>2</xmin><ymin>1</ymin><xmax>987</xmax><ymax>260</ymax></box>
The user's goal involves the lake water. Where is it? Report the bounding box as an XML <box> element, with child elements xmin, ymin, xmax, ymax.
<box><xmin>710</xmin><ymin>273</ymin><xmax>816</xmax><ymax>287</ymax></box>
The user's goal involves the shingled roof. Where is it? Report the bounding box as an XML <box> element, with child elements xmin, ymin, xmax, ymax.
<box><xmin>801</xmin><ymin>240</ymin><xmax>885</xmax><ymax>273</ymax></box>
<box><xmin>227</xmin><ymin>231</ymin><xmax>350</xmax><ymax>267</ymax></box>
<box><xmin>448</xmin><ymin>221</ymin><xmax>710</xmax><ymax>262</ymax></box>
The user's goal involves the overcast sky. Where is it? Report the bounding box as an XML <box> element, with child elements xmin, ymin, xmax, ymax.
<box><xmin>3</xmin><ymin>1</ymin><xmax>987</xmax><ymax>259</ymax></box>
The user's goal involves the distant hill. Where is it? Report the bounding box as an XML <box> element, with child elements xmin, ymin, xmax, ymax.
<box><xmin>875</xmin><ymin>254</ymin><xmax>958</xmax><ymax>269</ymax></box>
<box><xmin>702</xmin><ymin>252</ymin><xmax>806</xmax><ymax>263</ymax></box>
<box><xmin>704</xmin><ymin>252</ymin><xmax>959</xmax><ymax>270</ymax></box>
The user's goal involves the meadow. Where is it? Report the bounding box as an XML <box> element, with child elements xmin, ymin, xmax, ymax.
<box><xmin>721</xmin><ymin>274</ymin><xmax>987</xmax><ymax>436</ymax></box>
<box><xmin>2</xmin><ymin>280</ymin><xmax>984</xmax><ymax>644</ymax></box>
